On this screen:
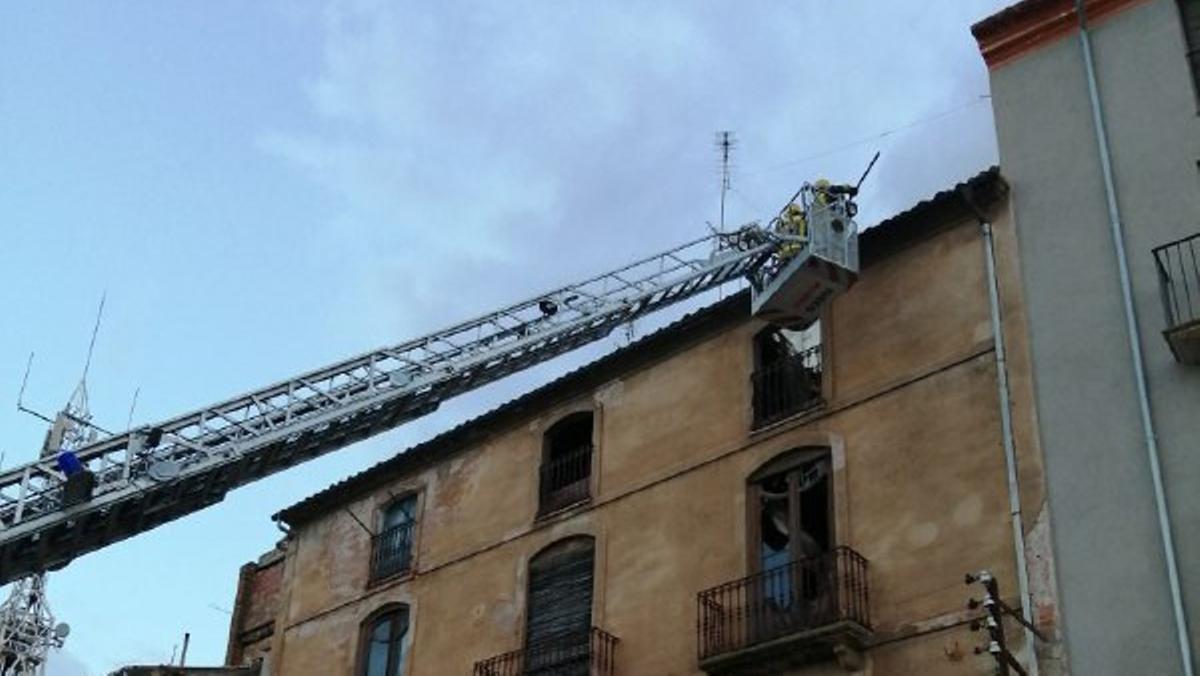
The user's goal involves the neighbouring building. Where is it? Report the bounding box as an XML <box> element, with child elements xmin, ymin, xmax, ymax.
<box><xmin>222</xmin><ymin>168</ymin><xmax>1067</xmax><ymax>675</ymax></box>
<box><xmin>974</xmin><ymin>1</ymin><xmax>1200</xmax><ymax>674</ymax></box>
<box><xmin>226</xmin><ymin>548</ymin><xmax>286</xmax><ymax>666</ymax></box>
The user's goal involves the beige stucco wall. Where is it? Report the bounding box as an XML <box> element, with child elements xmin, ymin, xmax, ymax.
<box><xmin>260</xmin><ymin>202</ymin><xmax>1052</xmax><ymax>676</ymax></box>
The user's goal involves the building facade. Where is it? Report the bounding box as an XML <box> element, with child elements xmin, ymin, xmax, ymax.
<box><xmin>974</xmin><ymin>1</ymin><xmax>1200</xmax><ymax>674</ymax></box>
<box><xmin>224</xmin><ymin>170</ymin><xmax>1064</xmax><ymax>675</ymax></box>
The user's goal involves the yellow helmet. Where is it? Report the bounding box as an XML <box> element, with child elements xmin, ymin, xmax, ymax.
<box><xmin>814</xmin><ymin>178</ymin><xmax>831</xmax><ymax>189</ymax></box>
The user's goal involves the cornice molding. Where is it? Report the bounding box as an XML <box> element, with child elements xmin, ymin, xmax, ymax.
<box><xmin>972</xmin><ymin>0</ymin><xmax>1152</xmax><ymax>68</ymax></box>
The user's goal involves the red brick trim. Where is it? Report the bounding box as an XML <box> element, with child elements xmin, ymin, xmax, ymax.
<box><xmin>972</xmin><ymin>0</ymin><xmax>1152</xmax><ymax>68</ymax></box>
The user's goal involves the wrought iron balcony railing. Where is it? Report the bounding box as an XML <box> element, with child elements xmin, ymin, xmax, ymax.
<box><xmin>696</xmin><ymin>547</ymin><xmax>870</xmax><ymax>663</ymax></box>
<box><xmin>1153</xmin><ymin>232</ymin><xmax>1200</xmax><ymax>363</ymax></box>
<box><xmin>538</xmin><ymin>445</ymin><xmax>592</xmax><ymax>515</ymax></box>
<box><xmin>370</xmin><ymin>521</ymin><xmax>414</xmax><ymax>583</ymax></box>
<box><xmin>751</xmin><ymin>346</ymin><xmax>823</xmax><ymax>428</ymax></box>
<box><xmin>1155</xmin><ymin>233</ymin><xmax>1200</xmax><ymax>328</ymax></box>
<box><xmin>473</xmin><ymin>627</ymin><xmax>618</xmax><ymax>676</ymax></box>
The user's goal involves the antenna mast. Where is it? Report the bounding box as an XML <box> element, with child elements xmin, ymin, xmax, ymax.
<box><xmin>0</xmin><ymin>297</ymin><xmax>102</xmax><ymax>674</ymax></box>
<box><xmin>715</xmin><ymin>131</ymin><xmax>736</xmax><ymax>231</ymax></box>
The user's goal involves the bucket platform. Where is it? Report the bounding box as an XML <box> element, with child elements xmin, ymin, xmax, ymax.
<box><xmin>751</xmin><ymin>196</ymin><xmax>860</xmax><ymax>329</ymax></box>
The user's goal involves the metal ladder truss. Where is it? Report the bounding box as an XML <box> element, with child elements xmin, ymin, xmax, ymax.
<box><xmin>0</xmin><ymin>229</ymin><xmax>779</xmax><ymax>583</ymax></box>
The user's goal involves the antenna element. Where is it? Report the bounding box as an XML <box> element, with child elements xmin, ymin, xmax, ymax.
<box><xmin>715</xmin><ymin>131</ymin><xmax>737</xmax><ymax>231</ymax></box>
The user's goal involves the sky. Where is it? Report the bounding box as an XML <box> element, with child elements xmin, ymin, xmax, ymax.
<box><xmin>1</xmin><ymin>2</ymin><xmax>1009</xmax><ymax>673</ymax></box>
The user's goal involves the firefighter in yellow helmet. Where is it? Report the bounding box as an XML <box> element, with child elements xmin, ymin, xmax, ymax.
<box><xmin>776</xmin><ymin>201</ymin><xmax>807</xmax><ymax>261</ymax></box>
<box><xmin>813</xmin><ymin>178</ymin><xmax>834</xmax><ymax>206</ymax></box>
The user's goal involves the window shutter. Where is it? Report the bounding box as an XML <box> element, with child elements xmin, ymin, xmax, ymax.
<box><xmin>526</xmin><ymin>539</ymin><xmax>594</xmax><ymax>650</ymax></box>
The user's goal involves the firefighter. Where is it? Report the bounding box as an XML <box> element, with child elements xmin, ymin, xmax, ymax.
<box><xmin>812</xmin><ymin>178</ymin><xmax>834</xmax><ymax>207</ymax></box>
<box><xmin>776</xmin><ymin>201</ymin><xmax>807</xmax><ymax>261</ymax></box>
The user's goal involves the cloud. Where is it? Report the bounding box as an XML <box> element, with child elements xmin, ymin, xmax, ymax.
<box><xmin>248</xmin><ymin>1</ymin><xmax>1014</xmax><ymax>484</ymax></box>
<box><xmin>262</xmin><ymin>2</ymin><xmax>1008</xmax><ymax>346</ymax></box>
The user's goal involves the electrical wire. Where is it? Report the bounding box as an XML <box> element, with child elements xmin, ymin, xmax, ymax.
<box><xmin>741</xmin><ymin>96</ymin><xmax>991</xmax><ymax>177</ymax></box>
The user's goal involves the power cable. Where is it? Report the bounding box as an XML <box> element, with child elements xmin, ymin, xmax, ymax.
<box><xmin>741</xmin><ymin>96</ymin><xmax>991</xmax><ymax>176</ymax></box>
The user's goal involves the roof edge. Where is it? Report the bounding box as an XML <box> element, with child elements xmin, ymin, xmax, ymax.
<box><xmin>276</xmin><ymin>167</ymin><xmax>1007</xmax><ymax>526</ymax></box>
<box><xmin>972</xmin><ymin>0</ymin><xmax>1151</xmax><ymax>69</ymax></box>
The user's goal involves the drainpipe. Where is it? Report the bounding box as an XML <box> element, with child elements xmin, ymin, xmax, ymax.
<box><xmin>960</xmin><ymin>187</ymin><xmax>1039</xmax><ymax>676</ymax></box>
<box><xmin>1074</xmin><ymin>3</ymin><xmax>1195</xmax><ymax>674</ymax></box>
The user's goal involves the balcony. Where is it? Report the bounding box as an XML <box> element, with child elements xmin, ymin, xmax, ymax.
<box><xmin>696</xmin><ymin>547</ymin><xmax>871</xmax><ymax>674</ymax></box>
<box><xmin>751</xmin><ymin>346</ymin><xmax>823</xmax><ymax>429</ymax></box>
<box><xmin>538</xmin><ymin>445</ymin><xmax>592</xmax><ymax>516</ymax></box>
<box><xmin>1154</xmin><ymin>233</ymin><xmax>1200</xmax><ymax>364</ymax></box>
<box><xmin>369</xmin><ymin>521</ymin><xmax>414</xmax><ymax>583</ymax></box>
<box><xmin>472</xmin><ymin>627</ymin><xmax>619</xmax><ymax>676</ymax></box>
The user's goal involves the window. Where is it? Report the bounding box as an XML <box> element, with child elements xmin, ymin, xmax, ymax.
<box><xmin>359</xmin><ymin>605</ymin><xmax>409</xmax><ymax>676</ymax></box>
<box><xmin>745</xmin><ymin>449</ymin><xmax>837</xmax><ymax>631</ymax></box>
<box><xmin>749</xmin><ymin>449</ymin><xmax>833</xmax><ymax>574</ymax></box>
<box><xmin>1182</xmin><ymin>1</ymin><xmax>1200</xmax><ymax>101</ymax></box>
<box><xmin>525</xmin><ymin>537</ymin><xmax>595</xmax><ymax>672</ymax></box>
<box><xmin>538</xmin><ymin>412</ymin><xmax>594</xmax><ymax>515</ymax></box>
<box><xmin>370</xmin><ymin>495</ymin><xmax>416</xmax><ymax>582</ymax></box>
<box><xmin>695</xmin><ymin>449</ymin><xmax>868</xmax><ymax>663</ymax></box>
<box><xmin>751</xmin><ymin>322</ymin><xmax>823</xmax><ymax>428</ymax></box>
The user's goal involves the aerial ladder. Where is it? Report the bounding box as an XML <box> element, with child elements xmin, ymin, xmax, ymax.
<box><xmin>0</xmin><ymin>180</ymin><xmax>862</xmax><ymax>587</ymax></box>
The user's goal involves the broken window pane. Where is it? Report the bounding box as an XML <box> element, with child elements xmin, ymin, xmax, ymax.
<box><xmin>752</xmin><ymin>323</ymin><xmax>823</xmax><ymax>427</ymax></box>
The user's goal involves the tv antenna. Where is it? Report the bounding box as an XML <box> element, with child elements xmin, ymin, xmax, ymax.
<box><xmin>715</xmin><ymin>131</ymin><xmax>737</xmax><ymax>231</ymax></box>
<box><xmin>1</xmin><ymin>294</ymin><xmax>107</xmax><ymax>674</ymax></box>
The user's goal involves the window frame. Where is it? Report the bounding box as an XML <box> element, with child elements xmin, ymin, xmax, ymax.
<box><xmin>369</xmin><ymin>492</ymin><xmax>420</xmax><ymax>586</ymax></box>
<box><xmin>749</xmin><ymin>319</ymin><xmax>828</xmax><ymax>429</ymax></box>
<box><xmin>524</xmin><ymin>536</ymin><xmax>596</xmax><ymax>658</ymax></box>
<box><xmin>356</xmin><ymin>604</ymin><xmax>410</xmax><ymax>676</ymax></box>
<box><xmin>536</xmin><ymin>410</ymin><xmax>596</xmax><ymax>517</ymax></box>
<box><xmin>378</xmin><ymin>493</ymin><xmax>418</xmax><ymax>533</ymax></box>
<box><xmin>745</xmin><ymin>447</ymin><xmax>836</xmax><ymax>575</ymax></box>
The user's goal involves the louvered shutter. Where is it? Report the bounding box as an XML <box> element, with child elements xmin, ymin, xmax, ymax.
<box><xmin>526</xmin><ymin>538</ymin><xmax>594</xmax><ymax>660</ymax></box>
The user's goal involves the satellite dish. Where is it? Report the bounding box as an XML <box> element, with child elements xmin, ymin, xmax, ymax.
<box><xmin>54</xmin><ymin>622</ymin><xmax>70</xmax><ymax>639</ymax></box>
<box><xmin>147</xmin><ymin>459</ymin><xmax>180</xmax><ymax>481</ymax></box>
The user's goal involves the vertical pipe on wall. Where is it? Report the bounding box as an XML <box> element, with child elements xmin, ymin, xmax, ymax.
<box><xmin>1074</xmin><ymin>2</ymin><xmax>1195</xmax><ymax>673</ymax></box>
<box><xmin>961</xmin><ymin>187</ymin><xmax>1039</xmax><ymax>676</ymax></box>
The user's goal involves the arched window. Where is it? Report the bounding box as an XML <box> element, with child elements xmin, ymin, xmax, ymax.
<box><xmin>359</xmin><ymin>605</ymin><xmax>409</xmax><ymax>676</ymax></box>
<box><xmin>748</xmin><ymin>448</ymin><xmax>833</xmax><ymax>573</ymax></box>
<box><xmin>525</xmin><ymin>537</ymin><xmax>595</xmax><ymax>670</ymax></box>
<box><xmin>371</xmin><ymin>495</ymin><xmax>417</xmax><ymax>582</ymax></box>
<box><xmin>538</xmin><ymin>412</ymin><xmax>594</xmax><ymax>515</ymax></box>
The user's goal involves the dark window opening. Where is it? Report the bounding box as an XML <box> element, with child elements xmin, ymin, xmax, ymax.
<box><xmin>525</xmin><ymin>537</ymin><xmax>595</xmax><ymax>675</ymax></box>
<box><xmin>359</xmin><ymin>605</ymin><xmax>409</xmax><ymax>676</ymax></box>
<box><xmin>371</xmin><ymin>495</ymin><xmax>416</xmax><ymax>583</ymax></box>
<box><xmin>751</xmin><ymin>324</ymin><xmax>823</xmax><ymax>428</ymax></box>
<box><xmin>1181</xmin><ymin>1</ymin><xmax>1200</xmax><ymax>103</ymax></box>
<box><xmin>538</xmin><ymin>412</ymin><xmax>594</xmax><ymax>515</ymax></box>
